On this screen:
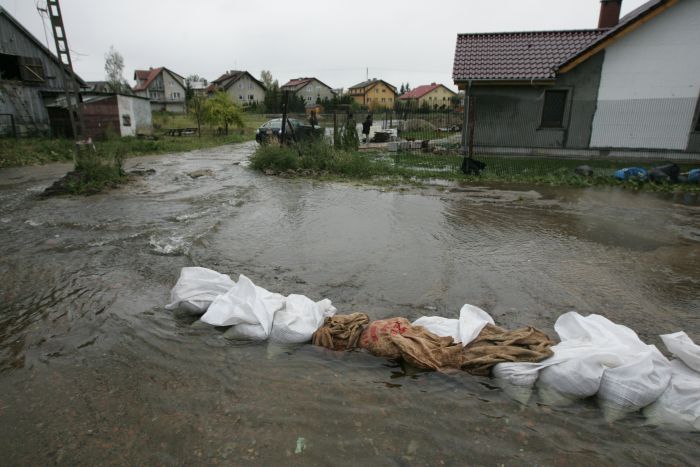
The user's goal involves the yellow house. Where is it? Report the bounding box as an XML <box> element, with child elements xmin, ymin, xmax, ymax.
<box><xmin>398</xmin><ymin>83</ymin><xmax>458</xmax><ymax>109</ymax></box>
<box><xmin>347</xmin><ymin>79</ymin><xmax>397</xmax><ymax>109</ymax></box>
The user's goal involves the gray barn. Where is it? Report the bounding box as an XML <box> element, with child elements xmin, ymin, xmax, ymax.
<box><xmin>0</xmin><ymin>7</ymin><xmax>85</xmax><ymax>137</ymax></box>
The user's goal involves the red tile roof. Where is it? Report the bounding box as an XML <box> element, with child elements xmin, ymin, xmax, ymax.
<box><xmin>399</xmin><ymin>83</ymin><xmax>455</xmax><ymax>100</ymax></box>
<box><xmin>133</xmin><ymin>67</ymin><xmax>163</xmax><ymax>91</ymax></box>
<box><xmin>281</xmin><ymin>77</ymin><xmax>313</xmax><ymax>90</ymax></box>
<box><xmin>452</xmin><ymin>29</ymin><xmax>606</xmax><ymax>82</ymax></box>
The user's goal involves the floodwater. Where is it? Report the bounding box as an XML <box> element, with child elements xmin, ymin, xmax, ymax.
<box><xmin>0</xmin><ymin>142</ymin><xmax>698</xmax><ymax>465</ymax></box>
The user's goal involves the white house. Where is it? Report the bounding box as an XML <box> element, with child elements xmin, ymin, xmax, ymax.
<box><xmin>206</xmin><ymin>70</ymin><xmax>266</xmax><ymax>107</ymax></box>
<box><xmin>133</xmin><ymin>67</ymin><xmax>187</xmax><ymax>113</ymax></box>
<box><xmin>559</xmin><ymin>0</ymin><xmax>700</xmax><ymax>152</ymax></box>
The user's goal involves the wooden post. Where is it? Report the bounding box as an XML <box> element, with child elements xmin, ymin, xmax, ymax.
<box><xmin>280</xmin><ymin>90</ymin><xmax>289</xmax><ymax>144</ymax></box>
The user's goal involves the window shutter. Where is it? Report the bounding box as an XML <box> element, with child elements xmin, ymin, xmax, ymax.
<box><xmin>19</xmin><ymin>56</ymin><xmax>45</xmax><ymax>82</ymax></box>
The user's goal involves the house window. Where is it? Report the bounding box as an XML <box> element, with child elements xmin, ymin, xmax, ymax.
<box><xmin>122</xmin><ymin>114</ymin><xmax>131</xmax><ymax>127</ymax></box>
<box><xmin>239</xmin><ymin>95</ymin><xmax>243</xmax><ymax>100</ymax></box>
<box><xmin>249</xmin><ymin>95</ymin><xmax>254</xmax><ymax>100</ymax></box>
<box><xmin>541</xmin><ymin>90</ymin><xmax>568</xmax><ymax>128</ymax></box>
<box><xmin>249</xmin><ymin>83</ymin><xmax>253</xmax><ymax>89</ymax></box>
<box><xmin>239</xmin><ymin>83</ymin><xmax>243</xmax><ymax>89</ymax></box>
<box><xmin>0</xmin><ymin>53</ymin><xmax>22</xmax><ymax>80</ymax></box>
<box><xmin>375</xmin><ymin>89</ymin><xmax>379</xmax><ymax>94</ymax></box>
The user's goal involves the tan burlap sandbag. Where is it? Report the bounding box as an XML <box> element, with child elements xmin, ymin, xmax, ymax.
<box><xmin>313</xmin><ymin>314</ymin><xmax>555</xmax><ymax>375</ymax></box>
<box><xmin>312</xmin><ymin>312</ymin><xmax>369</xmax><ymax>351</ymax></box>
<box><xmin>460</xmin><ymin>324</ymin><xmax>555</xmax><ymax>376</ymax></box>
<box><xmin>358</xmin><ymin>318</ymin><xmax>463</xmax><ymax>371</ymax></box>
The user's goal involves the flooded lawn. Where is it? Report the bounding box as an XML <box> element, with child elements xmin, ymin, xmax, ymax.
<box><xmin>0</xmin><ymin>142</ymin><xmax>698</xmax><ymax>465</ymax></box>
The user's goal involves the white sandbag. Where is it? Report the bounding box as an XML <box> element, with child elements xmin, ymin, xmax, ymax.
<box><xmin>537</xmin><ymin>312</ymin><xmax>671</xmax><ymax>414</ymax></box>
<box><xmin>412</xmin><ymin>304</ymin><xmax>494</xmax><ymax>346</ymax></box>
<box><xmin>200</xmin><ymin>274</ymin><xmax>285</xmax><ymax>340</ymax></box>
<box><xmin>412</xmin><ymin>316</ymin><xmax>460</xmax><ymax>342</ymax></box>
<box><xmin>597</xmin><ymin>345</ymin><xmax>671</xmax><ymax>420</ymax></box>
<box><xmin>661</xmin><ymin>331</ymin><xmax>700</xmax><ymax>373</ymax></box>
<box><xmin>644</xmin><ymin>359</ymin><xmax>700</xmax><ymax>431</ymax></box>
<box><xmin>269</xmin><ymin>294</ymin><xmax>337</xmax><ymax>344</ymax></box>
<box><xmin>165</xmin><ymin>267</ymin><xmax>235</xmax><ymax>314</ymax></box>
<box><xmin>492</xmin><ymin>362</ymin><xmax>542</xmax><ymax>387</ymax></box>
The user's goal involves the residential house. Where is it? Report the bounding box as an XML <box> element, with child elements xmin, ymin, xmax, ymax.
<box><xmin>452</xmin><ymin>0</ymin><xmax>700</xmax><ymax>156</ymax></box>
<box><xmin>348</xmin><ymin>79</ymin><xmax>397</xmax><ymax>109</ymax></box>
<box><xmin>281</xmin><ymin>77</ymin><xmax>335</xmax><ymax>105</ymax></box>
<box><xmin>133</xmin><ymin>67</ymin><xmax>187</xmax><ymax>113</ymax></box>
<box><xmin>206</xmin><ymin>70</ymin><xmax>265</xmax><ymax>107</ymax></box>
<box><xmin>398</xmin><ymin>83</ymin><xmax>458</xmax><ymax>109</ymax></box>
<box><xmin>0</xmin><ymin>7</ymin><xmax>87</xmax><ymax>137</ymax></box>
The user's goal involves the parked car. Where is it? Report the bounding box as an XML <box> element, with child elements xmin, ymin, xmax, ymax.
<box><xmin>255</xmin><ymin>118</ymin><xmax>322</xmax><ymax>143</ymax></box>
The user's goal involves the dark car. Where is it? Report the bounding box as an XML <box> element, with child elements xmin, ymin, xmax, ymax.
<box><xmin>255</xmin><ymin>118</ymin><xmax>322</xmax><ymax>143</ymax></box>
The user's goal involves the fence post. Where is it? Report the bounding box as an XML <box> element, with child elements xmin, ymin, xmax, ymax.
<box><xmin>280</xmin><ymin>90</ymin><xmax>289</xmax><ymax>144</ymax></box>
<box><xmin>468</xmin><ymin>96</ymin><xmax>476</xmax><ymax>160</ymax></box>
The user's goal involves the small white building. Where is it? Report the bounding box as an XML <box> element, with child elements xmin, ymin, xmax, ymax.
<box><xmin>81</xmin><ymin>93</ymin><xmax>152</xmax><ymax>138</ymax></box>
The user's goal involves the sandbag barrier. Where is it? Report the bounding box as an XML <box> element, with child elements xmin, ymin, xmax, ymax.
<box><xmin>166</xmin><ymin>267</ymin><xmax>700</xmax><ymax>432</ymax></box>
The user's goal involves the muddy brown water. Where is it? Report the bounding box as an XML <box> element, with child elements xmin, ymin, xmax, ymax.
<box><xmin>0</xmin><ymin>142</ymin><xmax>699</xmax><ymax>465</ymax></box>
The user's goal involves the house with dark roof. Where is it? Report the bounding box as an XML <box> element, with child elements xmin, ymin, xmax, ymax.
<box><xmin>281</xmin><ymin>77</ymin><xmax>335</xmax><ymax>105</ymax></box>
<box><xmin>133</xmin><ymin>67</ymin><xmax>187</xmax><ymax>113</ymax></box>
<box><xmin>348</xmin><ymin>78</ymin><xmax>397</xmax><ymax>110</ymax></box>
<box><xmin>206</xmin><ymin>70</ymin><xmax>265</xmax><ymax>107</ymax></box>
<box><xmin>399</xmin><ymin>83</ymin><xmax>458</xmax><ymax>109</ymax></box>
<box><xmin>453</xmin><ymin>0</ymin><xmax>700</xmax><ymax>156</ymax></box>
<box><xmin>0</xmin><ymin>7</ymin><xmax>87</xmax><ymax>137</ymax></box>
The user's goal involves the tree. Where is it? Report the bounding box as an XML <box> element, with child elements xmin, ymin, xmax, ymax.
<box><xmin>204</xmin><ymin>91</ymin><xmax>243</xmax><ymax>135</ymax></box>
<box><xmin>188</xmin><ymin>93</ymin><xmax>206</xmax><ymax>137</ymax></box>
<box><xmin>399</xmin><ymin>84</ymin><xmax>405</xmax><ymax>95</ymax></box>
<box><xmin>104</xmin><ymin>46</ymin><xmax>129</xmax><ymax>93</ymax></box>
<box><xmin>261</xmin><ymin>71</ymin><xmax>281</xmax><ymax>113</ymax></box>
<box><xmin>263</xmin><ymin>80</ymin><xmax>281</xmax><ymax>113</ymax></box>
<box><xmin>260</xmin><ymin>70</ymin><xmax>275</xmax><ymax>90</ymax></box>
<box><xmin>185</xmin><ymin>74</ymin><xmax>207</xmax><ymax>101</ymax></box>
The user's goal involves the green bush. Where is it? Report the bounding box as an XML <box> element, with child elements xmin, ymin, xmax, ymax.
<box><xmin>249</xmin><ymin>143</ymin><xmax>299</xmax><ymax>172</ymax></box>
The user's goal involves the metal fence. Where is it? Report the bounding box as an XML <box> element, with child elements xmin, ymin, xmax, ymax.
<box><xmin>270</xmin><ymin>94</ymin><xmax>700</xmax><ymax>179</ymax></box>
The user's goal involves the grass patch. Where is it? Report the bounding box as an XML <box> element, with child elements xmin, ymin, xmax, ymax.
<box><xmin>250</xmin><ymin>141</ymin><xmax>700</xmax><ymax>193</ymax></box>
<box><xmin>250</xmin><ymin>140</ymin><xmax>399</xmax><ymax>178</ymax></box>
<box><xmin>0</xmin><ymin>112</ymin><xmax>266</xmax><ymax>169</ymax></box>
<box><xmin>42</xmin><ymin>147</ymin><xmax>127</xmax><ymax>196</ymax></box>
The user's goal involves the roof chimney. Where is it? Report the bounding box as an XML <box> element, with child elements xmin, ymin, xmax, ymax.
<box><xmin>598</xmin><ymin>0</ymin><xmax>622</xmax><ymax>28</ymax></box>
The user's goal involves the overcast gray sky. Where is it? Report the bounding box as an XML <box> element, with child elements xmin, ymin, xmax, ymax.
<box><xmin>1</xmin><ymin>0</ymin><xmax>648</xmax><ymax>91</ymax></box>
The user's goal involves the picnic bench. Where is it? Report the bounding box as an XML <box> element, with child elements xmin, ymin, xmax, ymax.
<box><xmin>165</xmin><ymin>128</ymin><xmax>198</xmax><ymax>136</ymax></box>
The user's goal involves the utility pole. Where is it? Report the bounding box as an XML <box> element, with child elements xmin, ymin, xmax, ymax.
<box><xmin>46</xmin><ymin>0</ymin><xmax>84</xmax><ymax>140</ymax></box>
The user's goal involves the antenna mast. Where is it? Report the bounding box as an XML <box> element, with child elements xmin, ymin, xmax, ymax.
<box><xmin>46</xmin><ymin>0</ymin><xmax>84</xmax><ymax>139</ymax></box>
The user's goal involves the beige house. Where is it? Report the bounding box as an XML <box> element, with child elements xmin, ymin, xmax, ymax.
<box><xmin>207</xmin><ymin>70</ymin><xmax>266</xmax><ymax>107</ymax></box>
<box><xmin>133</xmin><ymin>67</ymin><xmax>187</xmax><ymax>113</ymax></box>
<box><xmin>348</xmin><ymin>79</ymin><xmax>397</xmax><ymax>109</ymax></box>
<box><xmin>398</xmin><ymin>83</ymin><xmax>458</xmax><ymax>109</ymax></box>
<box><xmin>281</xmin><ymin>77</ymin><xmax>335</xmax><ymax>104</ymax></box>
